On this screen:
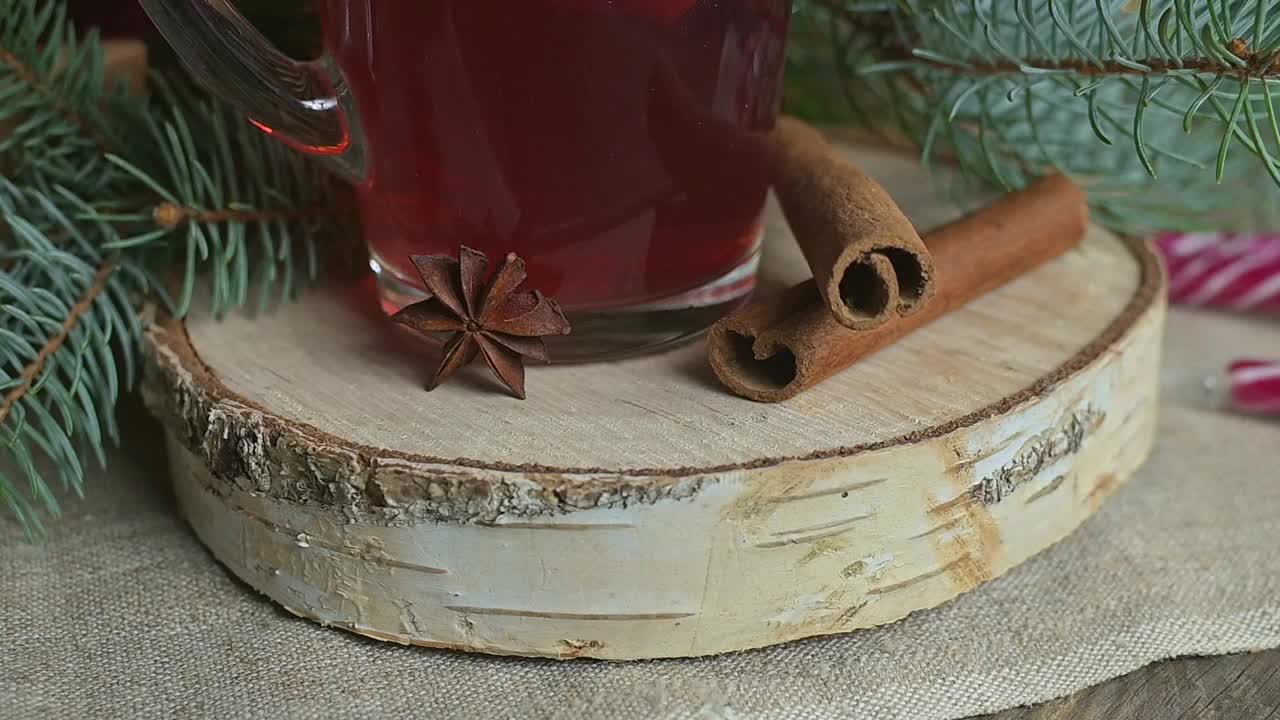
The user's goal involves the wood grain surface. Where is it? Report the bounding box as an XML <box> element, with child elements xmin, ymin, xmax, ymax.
<box><xmin>975</xmin><ymin>650</ymin><xmax>1280</xmax><ymax>720</ymax></box>
<box><xmin>171</xmin><ymin>148</ymin><xmax>1139</xmax><ymax>471</ymax></box>
<box><xmin>141</xmin><ymin>141</ymin><xmax>1166</xmax><ymax>659</ymax></box>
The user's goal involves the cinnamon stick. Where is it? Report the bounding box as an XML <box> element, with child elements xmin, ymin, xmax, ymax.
<box><xmin>768</xmin><ymin>117</ymin><xmax>935</xmax><ymax>330</ymax></box>
<box><xmin>708</xmin><ymin>175</ymin><xmax>1089</xmax><ymax>403</ymax></box>
<box><xmin>648</xmin><ymin>61</ymin><xmax>933</xmax><ymax>330</ymax></box>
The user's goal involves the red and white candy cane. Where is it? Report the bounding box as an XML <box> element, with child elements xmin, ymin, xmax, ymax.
<box><xmin>1156</xmin><ymin>232</ymin><xmax>1280</xmax><ymax>312</ymax></box>
<box><xmin>1157</xmin><ymin>233</ymin><xmax>1280</xmax><ymax>415</ymax></box>
<box><xmin>1230</xmin><ymin>360</ymin><xmax>1280</xmax><ymax>415</ymax></box>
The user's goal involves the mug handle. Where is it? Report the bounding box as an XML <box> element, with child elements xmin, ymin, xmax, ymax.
<box><xmin>138</xmin><ymin>0</ymin><xmax>367</xmax><ymax>183</ymax></box>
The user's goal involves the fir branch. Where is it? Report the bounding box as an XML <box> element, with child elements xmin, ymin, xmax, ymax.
<box><xmin>0</xmin><ymin>47</ymin><xmax>109</xmax><ymax>151</ymax></box>
<box><xmin>870</xmin><ymin>41</ymin><xmax>1280</xmax><ymax>80</ymax></box>
<box><xmin>0</xmin><ymin>226</ymin><xmax>131</xmax><ymax>537</ymax></box>
<box><xmin>0</xmin><ymin>0</ymin><xmax>351</xmax><ymax>536</ymax></box>
<box><xmin>0</xmin><ymin>258</ymin><xmax>113</xmax><ymax>429</ymax></box>
<box><xmin>810</xmin><ymin>0</ymin><xmax>1280</xmax><ymax>233</ymax></box>
<box><xmin>150</xmin><ymin>198</ymin><xmax>351</xmax><ymax>230</ymax></box>
<box><xmin>0</xmin><ymin>0</ymin><xmax>125</xmax><ymax>191</ymax></box>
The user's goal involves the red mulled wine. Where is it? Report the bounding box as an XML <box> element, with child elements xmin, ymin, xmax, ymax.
<box><xmin>321</xmin><ymin>0</ymin><xmax>791</xmax><ymax>312</ymax></box>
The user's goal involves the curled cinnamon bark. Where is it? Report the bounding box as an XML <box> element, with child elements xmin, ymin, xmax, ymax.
<box><xmin>648</xmin><ymin>62</ymin><xmax>931</xmax><ymax>330</ymax></box>
<box><xmin>708</xmin><ymin>174</ymin><xmax>1089</xmax><ymax>403</ymax></box>
<box><xmin>768</xmin><ymin>117</ymin><xmax>934</xmax><ymax>330</ymax></box>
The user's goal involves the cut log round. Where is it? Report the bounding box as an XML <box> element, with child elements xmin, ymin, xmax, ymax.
<box><xmin>141</xmin><ymin>142</ymin><xmax>1166</xmax><ymax>660</ymax></box>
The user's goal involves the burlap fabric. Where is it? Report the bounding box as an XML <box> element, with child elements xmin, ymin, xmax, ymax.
<box><xmin>2</xmin><ymin>306</ymin><xmax>1276</xmax><ymax>720</ymax></box>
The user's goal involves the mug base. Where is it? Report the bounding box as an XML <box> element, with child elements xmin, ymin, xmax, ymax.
<box><xmin>370</xmin><ymin>250</ymin><xmax>759</xmax><ymax>363</ymax></box>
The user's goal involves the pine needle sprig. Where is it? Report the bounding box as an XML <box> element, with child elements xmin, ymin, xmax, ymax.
<box><xmin>0</xmin><ymin>210</ymin><xmax>130</xmax><ymax>535</ymax></box>
<box><xmin>0</xmin><ymin>0</ymin><xmax>133</xmax><ymax>194</ymax></box>
<box><xmin>804</xmin><ymin>0</ymin><xmax>1280</xmax><ymax>233</ymax></box>
<box><xmin>0</xmin><ymin>0</ymin><xmax>351</xmax><ymax>537</ymax></box>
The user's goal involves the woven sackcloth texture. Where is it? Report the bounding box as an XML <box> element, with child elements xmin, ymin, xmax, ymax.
<box><xmin>2</xmin><ymin>306</ymin><xmax>1277</xmax><ymax>720</ymax></box>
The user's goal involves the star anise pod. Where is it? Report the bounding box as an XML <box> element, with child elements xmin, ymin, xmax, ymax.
<box><xmin>391</xmin><ymin>245</ymin><xmax>571</xmax><ymax>399</ymax></box>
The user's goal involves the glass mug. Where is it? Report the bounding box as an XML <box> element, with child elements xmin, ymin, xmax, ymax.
<box><xmin>140</xmin><ymin>0</ymin><xmax>792</xmax><ymax>358</ymax></box>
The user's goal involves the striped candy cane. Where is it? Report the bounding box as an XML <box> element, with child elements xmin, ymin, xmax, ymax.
<box><xmin>1156</xmin><ymin>233</ymin><xmax>1280</xmax><ymax>312</ymax></box>
<box><xmin>1157</xmin><ymin>234</ymin><xmax>1280</xmax><ymax>415</ymax></box>
<box><xmin>1230</xmin><ymin>360</ymin><xmax>1280</xmax><ymax>415</ymax></box>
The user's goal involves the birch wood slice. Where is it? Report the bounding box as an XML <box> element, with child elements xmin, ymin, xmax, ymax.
<box><xmin>141</xmin><ymin>141</ymin><xmax>1166</xmax><ymax>660</ymax></box>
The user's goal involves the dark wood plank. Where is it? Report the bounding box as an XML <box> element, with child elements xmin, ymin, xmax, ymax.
<box><xmin>976</xmin><ymin>650</ymin><xmax>1280</xmax><ymax>720</ymax></box>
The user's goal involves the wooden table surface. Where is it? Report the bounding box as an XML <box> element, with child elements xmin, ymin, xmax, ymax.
<box><xmin>975</xmin><ymin>650</ymin><xmax>1280</xmax><ymax>719</ymax></box>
